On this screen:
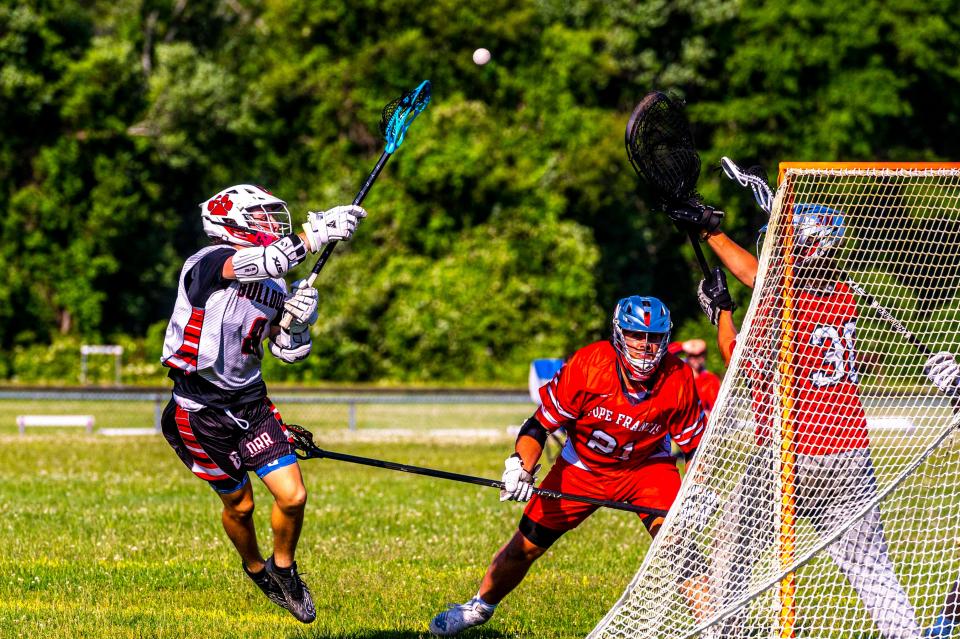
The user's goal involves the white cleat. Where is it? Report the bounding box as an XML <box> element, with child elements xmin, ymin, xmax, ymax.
<box><xmin>429</xmin><ymin>597</ymin><xmax>495</xmax><ymax>636</ymax></box>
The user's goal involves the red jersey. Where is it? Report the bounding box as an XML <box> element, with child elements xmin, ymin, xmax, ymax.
<box><xmin>535</xmin><ymin>341</ymin><xmax>704</xmax><ymax>472</ymax></box>
<box><xmin>694</xmin><ymin>370</ymin><xmax>721</xmax><ymax>412</ymax></box>
<box><xmin>747</xmin><ymin>281</ymin><xmax>868</xmax><ymax>455</ymax></box>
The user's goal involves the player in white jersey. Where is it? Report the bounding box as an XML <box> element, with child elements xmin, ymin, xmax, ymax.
<box><xmin>160</xmin><ymin>184</ymin><xmax>366</xmax><ymax>623</ymax></box>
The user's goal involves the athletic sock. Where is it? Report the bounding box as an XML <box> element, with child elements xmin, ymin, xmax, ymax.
<box><xmin>472</xmin><ymin>594</ymin><xmax>497</xmax><ymax>613</ymax></box>
<box><xmin>271</xmin><ymin>562</ymin><xmax>294</xmax><ymax>576</ymax></box>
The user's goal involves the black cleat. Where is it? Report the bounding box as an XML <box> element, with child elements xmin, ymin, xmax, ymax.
<box><xmin>265</xmin><ymin>556</ymin><xmax>316</xmax><ymax>624</ymax></box>
<box><xmin>243</xmin><ymin>562</ymin><xmax>289</xmax><ymax>610</ymax></box>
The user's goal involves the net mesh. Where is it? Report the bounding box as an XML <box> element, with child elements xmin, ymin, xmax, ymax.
<box><xmin>626</xmin><ymin>92</ymin><xmax>702</xmax><ymax>202</ymax></box>
<box><xmin>588</xmin><ymin>166</ymin><xmax>960</xmax><ymax>639</ymax></box>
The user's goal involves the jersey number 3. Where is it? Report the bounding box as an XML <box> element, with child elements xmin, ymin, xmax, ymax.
<box><xmin>810</xmin><ymin>320</ymin><xmax>859</xmax><ymax>387</ymax></box>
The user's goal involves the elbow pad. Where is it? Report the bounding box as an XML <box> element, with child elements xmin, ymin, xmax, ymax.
<box><xmin>268</xmin><ymin>326</ymin><xmax>311</xmax><ymax>363</ymax></box>
<box><xmin>517</xmin><ymin>416</ymin><xmax>549</xmax><ymax>447</ymax></box>
<box><xmin>232</xmin><ymin>235</ymin><xmax>307</xmax><ymax>282</ymax></box>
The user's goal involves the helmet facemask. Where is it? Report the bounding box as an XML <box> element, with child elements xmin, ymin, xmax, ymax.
<box><xmin>611</xmin><ymin>296</ymin><xmax>673</xmax><ymax>382</ymax></box>
<box><xmin>792</xmin><ymin>204</ymin><xmax>845</xmax><ymax>291</ymax></box>
<box><xmin>201</xmin><ymin>185</ymin><xmax>292</xmax><ymax>247</ymax></box>
<box><xmin>613</xmin><ymin>328</ymin><xmax>670</xmax><ymax>382</ymax></box>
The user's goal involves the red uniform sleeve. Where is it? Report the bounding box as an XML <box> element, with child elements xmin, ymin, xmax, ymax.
<box><xmin>670</xmin><ymin>372</ymin><xmax>705</xmax><ymax>453</ymax></box>
<box><xmin>535</xmin><ymin>354</ymin><xmax>586</xmax><ymax>431</ymax></box>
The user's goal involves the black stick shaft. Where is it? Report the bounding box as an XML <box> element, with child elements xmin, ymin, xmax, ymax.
<box><xmin>844</xmin><ymin>277</ymin><xmax>930</xmax><ymax>355</ymax></box>
<box><xmin>687</xmin><ymin>229</ymin><xmax>711</xmax><ymax>276</ymax></box>
<box><xmin>306</xmin><ymin>150</ymin><xmax>392</xmax><ymax>282</ymax></box>
<box><xmin>308</xmin><ymin>447</ymin><xmax>667</xmax><ymax>517</ymax></box>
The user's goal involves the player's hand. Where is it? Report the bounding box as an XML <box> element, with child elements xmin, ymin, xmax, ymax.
<box><xmin>665</xmin><ymin>199</ymin><xmax>724</xmax><ymax>238</ymax></box>
<box><xmin>697</xmin><ymin>267</ymin><xmax>736</xmax><ymax>325</ymax></box>
<box><xmin>685</xmin><ymin>483</ymin><xmax>720</xmax><ymax>534</ymax></box>
<box><xmin>924</xmin><ymin>352</ymin><xmax>960</xmax><ymax>395</ymax></box>
<box><xmin>499</xmin><ymin>454</ymin><xmax>539</xmax><ymax>502</ymax></box>
<box><xmin>283</xmin><ymin>280</ymin><xmax>319</xmax><ymax>330</ymax></box>
<box><xmin>302</xmin><ymin>205</ymin><xmax>367</xmax><ymax>252</ymax></box>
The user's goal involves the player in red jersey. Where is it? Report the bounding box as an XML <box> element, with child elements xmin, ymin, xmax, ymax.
<box><xmin>683</xmin><ymin>201</ymin><xmax>923</xmax><ymax>639</ymax></box>
<box><xmin>429</xmin><ymin>296</ymin><xmax>705</xmax><ymax>636</ymax></box>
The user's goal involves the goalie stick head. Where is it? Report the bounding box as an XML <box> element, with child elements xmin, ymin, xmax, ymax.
<box><xmin>625</xmin><ymin>91</ymin><xmax>701</xmax><ymax>203</ymax></box>
<box><xmin>612</xmin><ymin>296</ymin><xmax>673</xmax><ymax>382</ymax></box>
<box><xmin>201</xmin><ymin>184</ymin><xmax>292</xmax><ymax>247</ymax></box>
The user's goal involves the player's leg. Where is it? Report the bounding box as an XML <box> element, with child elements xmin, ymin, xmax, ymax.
<box><xmin>809</xmin><ymin>451</ymin><xmax>920</xmax><ymax>639</ymax></box>
<box><xmin>706</xmin><ymin>447</ymin><xmax>777</xmax><ymax>639</ymax></box>
<box><xmin>242</xmin><ymin>399</ymin><xmax>314</xmax><ymax>623</ymax></box>
<box><xmin>161</xmin><ymin>399</ymin><xmax>287</xmax><ymax>609</ymax></box>
<box><xmin>429</xmin><ymin>459</ymin><xmax>595</xmax><ymax>636</ymax></box>
<box><xmin>260</xmin><ymin>463</ymin><xmax>306</xmax><ymax>567</ymax></box>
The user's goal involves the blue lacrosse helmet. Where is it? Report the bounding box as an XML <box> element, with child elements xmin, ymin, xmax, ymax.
<box><xmin>611</xmin><ymin>296</ymin><xmax>673</xmax><ymax>381</ymax></box>
<box><xmin>792</xmin><ymin>203</ymin><xmax>845</xmax><ymax>262</ymax></box>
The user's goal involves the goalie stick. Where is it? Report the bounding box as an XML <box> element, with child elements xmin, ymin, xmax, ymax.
<box><xmin>279</xmin><ymin>80</ymin><xmax>432</xmax><ymax>329</ymax></box>
<box><xmin>626</xmin><ymin>91</ymin><xmax>711</xmax><ymax>276</ymax></box>
<box><xmin>285</xmin><ymin>423</ymin><xmax>668</xmax><ymax>517</ymax></box>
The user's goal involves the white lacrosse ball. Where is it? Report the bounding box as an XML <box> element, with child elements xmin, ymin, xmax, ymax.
<box><xmin>472</xmin><ymin>48</ymin><xmax>491</xmax><ymax>65</ymax></box>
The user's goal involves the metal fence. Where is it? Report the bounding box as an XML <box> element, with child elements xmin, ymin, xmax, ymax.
<box><xmin>0</xmin><ymin>388</ymin><xmax>533</xmax><ymax>433</ymax></box>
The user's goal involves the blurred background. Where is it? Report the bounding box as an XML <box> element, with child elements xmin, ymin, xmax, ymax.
<box><xmin>4</xmin><ymin>0</ymin><xmax>960</xmax><ymax>387</ymax></box>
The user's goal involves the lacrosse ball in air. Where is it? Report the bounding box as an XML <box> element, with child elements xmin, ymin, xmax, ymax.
<box><xmin>473</xmin><ymin>48</ymin><xmax>491</xmax><ymax>65</ymax></box>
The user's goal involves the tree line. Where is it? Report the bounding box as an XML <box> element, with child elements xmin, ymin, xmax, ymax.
<box><xmin>3</xmin><ymin>0</ymin><xmax>959</xmax><ymax>383</ymax></box>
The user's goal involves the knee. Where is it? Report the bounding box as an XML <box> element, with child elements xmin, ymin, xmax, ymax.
<box><xmin>275</xmin><ymin>485</ymin><xmax>307</xmax><ymax>515</ymax></box>
<box><xmin>223</xmin><ymin>495</ymin><xmax>255</xmax><ymax>521</ymax></box>
<box><xmin>503</xmin><ymin>535</ymin><xmax>547</xmax><ymax>564</ymax></box>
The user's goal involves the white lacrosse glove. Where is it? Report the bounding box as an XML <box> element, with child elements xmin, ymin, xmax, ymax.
<box><xmin>924</xmin><ymin>351</ymin><xmax>960</xmax><ymax>395</ymax></box>
<box><xmin>685</xmin><ymin>482</ymin><xmax>721</xmax><ymax>534</ymax></box>
<box><xmin>268</xmin><ymin>324</ymin><xmax>311</xmax><ymax>364</ymax></box>
<box><xmin>499</xmin><ymin>454</ymin><xmax>540</xmax><ymax>502</ymax></box>
<box><xmin>283</xmin><ymin>280</ymin><xmax>319</xmax><ymax>330</ymax></box>
<box><xmin>302</xmin><ymin>205</ymin><xmax>367</xmax><ymax>252</ymax></box>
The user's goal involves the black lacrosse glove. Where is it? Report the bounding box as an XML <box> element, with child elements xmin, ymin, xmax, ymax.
<box><xmin>698</xmin><ymin>267</ymin><xmax>736</xmax><ymax>325</ymax></box>
<box><xmin>665</xmin><ymin>199</ymin><xmax>724</xmax><ymax>239</ymax></box>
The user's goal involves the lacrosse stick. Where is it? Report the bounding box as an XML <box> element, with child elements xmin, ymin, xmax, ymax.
<box><xmin>286</xmin><ymin>424</ymin><xmax>668</xmax><ymax>517</ymax></box>
<box><xmin>280</xmin><ymin>80</ymin><xmax>432</xmax><ymax>329</ymax></box>
<box><xmin>626</xmin><ymin>90</ymin><xmax>710</xmax><ymax>276</ymax></box>
<box><xmin>720</xmin><ymin>156</ymin><xmax>774</xmax><ymax>215</ymax></box>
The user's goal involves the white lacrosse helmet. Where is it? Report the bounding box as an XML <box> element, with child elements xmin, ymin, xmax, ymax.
<box><xmin>200</xmin><ymin>184</ymin><xmax>292</xmax><ymax>247</ymax></box>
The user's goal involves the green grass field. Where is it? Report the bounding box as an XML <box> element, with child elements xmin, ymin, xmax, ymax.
<box><xmin>0</xmin><ymin>399</ymin><xmax>651</xmax><ymax>639</ymax></box>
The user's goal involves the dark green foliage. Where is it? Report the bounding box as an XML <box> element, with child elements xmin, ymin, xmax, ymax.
<box><xmin>4</xmin><ymin>0</ymin><xmax>960</xmax><ymax>383</ymax></box>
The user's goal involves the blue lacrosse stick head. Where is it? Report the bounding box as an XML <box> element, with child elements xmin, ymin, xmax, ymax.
<box><xmin>383</xmin><ymin>80</ymin><xmax>432</xmax><ymax>154</ymax></box>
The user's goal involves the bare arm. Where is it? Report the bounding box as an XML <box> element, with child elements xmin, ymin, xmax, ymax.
<box><xmin>705</xmin><ymin>231</ymin><xmax>758</xmax><ymax>289</ymax></box>
<box><xmin>717</xmin><ymin>309</ymin><xmax>738</xmax><ymax>366</ymax></box>
<box><xmin>515</xmin><ymin>434</ymin><xmax>545</xmax><ymax>473</ymax></box>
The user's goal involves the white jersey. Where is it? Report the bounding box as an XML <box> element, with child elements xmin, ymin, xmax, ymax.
<box><xmin>161</xmin><ymin>245</ymin><xmax>288</xmax><ymax>407</ymax></box>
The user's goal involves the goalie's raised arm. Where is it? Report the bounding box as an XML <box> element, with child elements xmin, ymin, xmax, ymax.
<box><xmin>698</xmin><ymin>267</ymin><xmax>738</xmax><ymax>366</ymax></box>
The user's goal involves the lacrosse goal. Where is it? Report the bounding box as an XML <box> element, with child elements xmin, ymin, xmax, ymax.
<box><xmin>589</xmin><ymin>163</ymin><xmax>960</xmax><ymax>639</ymax></box>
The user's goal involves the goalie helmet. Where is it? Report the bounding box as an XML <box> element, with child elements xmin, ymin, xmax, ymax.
<box><xmin>200</xmin><ymin>184</ymin><xmax>292</xmax><ymax>247</ymax></box>
<box><xmin>792</xmin><ymin>203</ymin><xmax>845</xmax><ymax>262</ymax></box>
<box><xmin>612</xmin><ymin>296</ymin><xmax>673</xmax><ymax>382</ymax></box>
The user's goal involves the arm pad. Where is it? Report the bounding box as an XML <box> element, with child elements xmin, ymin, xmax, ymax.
<box><xmin>232</xmin><ymin>235</ymin><xmax>307</xmax><ymax>282</ymax></box>
<box><xmin>517</xmin><ymin>416</ymin><xmax>549</xmax><ymax>447</ymax></box>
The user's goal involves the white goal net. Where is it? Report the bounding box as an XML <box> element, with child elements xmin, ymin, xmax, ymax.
<box><xmin>589</xmin><ymin>164</ymin><xmax>960</xmax><ymax>639</ymax></box>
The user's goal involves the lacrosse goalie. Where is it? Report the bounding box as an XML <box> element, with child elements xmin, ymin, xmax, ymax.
<box><xmin>678</xmin><ymin>196</ymin><xmax>933</xmax><ymax>639</ymax></box>
<box><xmin>160</xmin><ymin>184</ymin><xmax>365</xmax><ymax>623</ymax></box>
<box><xmin>429</xmin><ymin>296</ymin><xmax>705</xmax><ymax>636</ymax></box>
